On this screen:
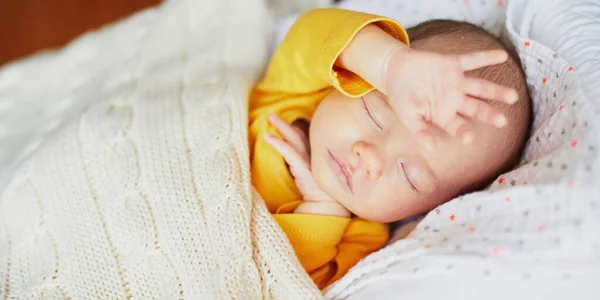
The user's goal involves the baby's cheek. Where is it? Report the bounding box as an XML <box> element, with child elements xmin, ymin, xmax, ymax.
<box><xmin>357</xmin><ymin>188</ymin><xmax>413</xmax><ymax>223</ymax></box>
<box><xmin>381</xmin><ymin>197</ymin><xmax>418</xmax><ymax>222</ymax></box>
<box><xmin>311</xmin><ymin>153</ymin><xmax>339</xmax><ymax>197</ymax></box>
<box><xmin>376</xmin><ymin>192</ymin><xmax>442</xmax><ymax>223</ymax></box>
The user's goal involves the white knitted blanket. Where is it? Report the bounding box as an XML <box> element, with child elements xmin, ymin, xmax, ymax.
<box><xmin>0</xmin><ymin>0</ymin><xmax>327</xmax><ymax>298</ymax></box>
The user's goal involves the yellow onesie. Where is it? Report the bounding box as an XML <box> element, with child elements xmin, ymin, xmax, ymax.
<box><xmin>249</xmin><ymin>8</ymin><xmax>409</xmax><ymax>289</ymax></box>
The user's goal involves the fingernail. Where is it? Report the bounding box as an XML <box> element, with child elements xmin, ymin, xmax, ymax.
<box><xmin>263</xmin><ymin>132</ymin><xmax>273</xmax><ymax>140</ymax></box>
<box><xmin>268</xmin><ymin>112</ymin><xmax>277</xmax><ymax>121</ymax></box>
<box><xmin>494</xmin><ymin>115</ymin><xmax>508</xmax><ymax>128</ymax></box>
<box><xmin>507</xmin><ymin>90</ymin><xmax>519</xmax><ymax>104</ymax></box>
<box><xmin>462</xmin><ymin>132</ymin><xmax>474</xmax><ymax>145</ymax></box>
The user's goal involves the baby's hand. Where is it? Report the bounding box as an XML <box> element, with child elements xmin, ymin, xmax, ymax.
<box><xmin>385</xmin><ymin>48</ymin><xmax>519</xmax><ymax>150</ymax></box>
<box><xmin>264</xmin><ymin>113</ymin><xmax>350</xmax><ymax>217</ymax></box>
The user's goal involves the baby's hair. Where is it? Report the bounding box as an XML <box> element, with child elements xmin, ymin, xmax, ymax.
<box><xmin>406</xmin><ymin>20</ymin><xmax>532</xmax><ymax>195</ymax></box>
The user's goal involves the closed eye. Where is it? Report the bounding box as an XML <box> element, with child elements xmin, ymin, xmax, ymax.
<box><xmin>361</xmin><ymin>97</ymin><xmax>382</xmax><ymax>132</ymax></box>
<box><xmin>400</xmin><ymin>161</ymin><xmax>419</xmax><ymax>193</ymax></box>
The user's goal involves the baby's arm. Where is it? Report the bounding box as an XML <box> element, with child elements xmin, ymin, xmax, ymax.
<box><xmin>251</xmin><ymin>8</ymin><xmax>408</xmax><ymax>109</ymax></box>
<box><xmin>336</xmin><ymin>24</ymin><xmax>408</xmax><ymax>95</ymax></box>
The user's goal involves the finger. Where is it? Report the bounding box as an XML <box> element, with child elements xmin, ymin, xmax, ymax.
<box><xmin>267</xmin><ymin>113</ymin><xmax>308</xmax><ymax>153</ymax></box>
<box><xmin>459</xmin><ymin>96</ymin><xmax>508</xmax><ymax>128</ymax></box>
<box><xmin>464</xmin><ymin>78</ymin><xmax>519</xmax><ymax>104</ymax></box>
<box><xmin>436</xmin><ymin>87</ymin><xmax>466</xmax><ymax>126</ymax></box>
<box><xmin>443</xmin><ymin>115</ymin><xmax>475</xmax><ymax>145</ymax></box>
<box><xmin>402</xmin><ymin>114</ymin><xmax>437</xmax><ymax>151</ymax></box>
<box><xmin>263</xmin><ymin>132</ymin><xmax>311</xmax><ymax>177</ymax></box>
<box><xmin>457</xmin><ymin>50</ymin><xmax>509</xmax><ymax>71</ymax></box>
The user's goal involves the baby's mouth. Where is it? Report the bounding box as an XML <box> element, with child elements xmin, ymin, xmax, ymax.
<box><xmin>327</xmin><ymin>148</ymin><xmax>354</xmax><ymax>194</ymax></box>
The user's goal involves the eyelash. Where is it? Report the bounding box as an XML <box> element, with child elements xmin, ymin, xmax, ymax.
<box><xmin>400</xmin><ymin>162</ymin><xmax>418</xmax><ymax>193</ymax></box>
<box><xmin>361</xmin><ymin>97</ymin><xmax>382</xmax><ymax>132</ymax></box>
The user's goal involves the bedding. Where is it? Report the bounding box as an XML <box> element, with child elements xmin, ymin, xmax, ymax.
<box><xmin>0</xmin><ymin>0</ymin><xmax>327</xmax><ymax>298</ymax></box>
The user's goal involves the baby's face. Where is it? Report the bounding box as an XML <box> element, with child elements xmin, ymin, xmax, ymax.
<box><xmin>310</xmin><ymin>89</ymin><xmax>510</xmax><ymax>223</ymax></box>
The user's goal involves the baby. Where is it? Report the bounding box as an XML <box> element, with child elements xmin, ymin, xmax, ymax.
<box><xmin>249</xmin><ymin>9</ymin><xmax>530</xmax><ymax>289</ymax></box>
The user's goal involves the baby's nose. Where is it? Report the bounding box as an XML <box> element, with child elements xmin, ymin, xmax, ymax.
<box><xmin>352</xmin><ymin>141</ymin><xmax>383</xmax><ymax>180</ymax></box>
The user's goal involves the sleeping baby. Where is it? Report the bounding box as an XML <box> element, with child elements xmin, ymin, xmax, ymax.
<box><xmin>249</xmin><ymin>8</ymin><xmax>530</xmax><ymax>289</ymax></box>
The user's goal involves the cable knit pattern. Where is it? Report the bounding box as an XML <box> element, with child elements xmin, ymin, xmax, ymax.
<box><xmin>0</xmin><ymin>0</ymin><xmax>325</xmax><ymax>298</ymax></box>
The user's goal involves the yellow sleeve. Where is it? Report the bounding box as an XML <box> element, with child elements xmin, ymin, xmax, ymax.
<box><xmin>250</xmin><ymin>8</ymin><xmax>409</xmax><ymax>107</ymax></box>
<box><xmin>273</xmin><ymin>212</ymin><xmax>389</xmax><ymax>289</ymax></box>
